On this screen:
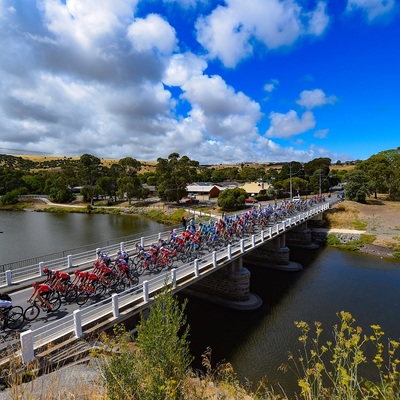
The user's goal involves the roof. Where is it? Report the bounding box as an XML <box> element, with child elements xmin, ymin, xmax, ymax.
<box><xmin>186</xmin><ymin>184</ymin><xmax>221</xmax><ymax>193</ymax></box>
<box><xmin>240</xmin><ymin>181</ymin><xmax>270</xmax><ymax>194</ymax></box>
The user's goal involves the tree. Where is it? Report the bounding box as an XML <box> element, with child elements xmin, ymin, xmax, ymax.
<box><xmin>309</xmin><ymin>169</ymin><xmax>330</xmax><ymax>194</ymax></box>
<box><xmin>77</xmin><ymin>154</ymin><xmax>104</xmax><ymax>205</ymax></box>
<box><xmin>237</xmin><ymin>166</ymin><xmax>264</xmax><ymax>182</ymax></box>
<box><xmin>358</xmin><ymin>148</ymin><xmax>400</xmax><ymax>200</ymax></box>
<box><xmin>44</xmin><ymin>173</ymin><xmax>74</xmax><ymax>203</ymax></box>
<box><xmin>345</xmin><ymin>169</ymin><xmax>372</xmax><ymax>203</ymax></box>
<box><xmin>156</xmin><ymin>153</ymin><xmax>199</xmax><ymax>202</ymax></box>
<box><xmin>217</xmin><ymin>187</ymin><xmax>247</xmax><ymax>210</ymax></box>
<box><xmin>304</xmin><ymin>157</ymin><xmax>331</xmax><ymax>179</ymax></box>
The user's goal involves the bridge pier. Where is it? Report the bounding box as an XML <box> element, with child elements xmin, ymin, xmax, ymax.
<box><xmin>243</xmin><ymin>235</ymin><xmax>302</xmax><ymax>271</ymax></box>
<box><xmin>184</xmin><ymin>258</ymin><xmax>262</xmax><ymax>310</ymax></box>
<box><xmin>285</xmin><ymin>221</ymin><xmax>319</xmax><ymax>249</ymax></box>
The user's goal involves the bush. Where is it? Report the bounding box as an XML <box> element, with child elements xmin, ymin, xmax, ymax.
<box><xmin>0</xmin><ymin>190</ymin><xmax>20</xmax><ymax>205</ymax></box>
<box><xmin>285</xmin><ymin>311</ymin><xmax>400</xmax><ymax>399</ymax></box>
<box><xmin>99</xmin><ymin>284</ymin><xmax>193</xmax><ymax>400</ymax></box>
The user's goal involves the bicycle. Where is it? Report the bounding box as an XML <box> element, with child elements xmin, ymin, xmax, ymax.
<box><xmin>0</xmin><ymin>306</ymin><xmax>25</xmax><ymax>330</ymax></box>
<box><xmin>24</xmin><ymin>291</ymin><xmax>62</xmax><ymax>322</ymax></box>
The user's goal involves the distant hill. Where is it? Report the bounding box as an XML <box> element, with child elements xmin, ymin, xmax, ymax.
<box><xmin>1</xmin><ymin>154</ymin><xmax>354</xmax><ymax>173</ymax></box>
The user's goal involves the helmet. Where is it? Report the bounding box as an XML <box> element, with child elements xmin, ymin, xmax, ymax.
<box><xmin>117</xmin><ymin>250</ymin><xmax>121</xmax><ymax>255</ymax></box>
<box><xmin>32</xmin><ymin>281</ymin><xmax>40</xmax><ymax>288</ymax></box>
<box><xmin>43</xmin><ymin>267</ymin><xmax>48</xmax><ymax>274</ymax></box>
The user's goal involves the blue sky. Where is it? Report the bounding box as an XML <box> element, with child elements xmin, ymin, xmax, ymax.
<box><xmin>0</xmin><ymin>0</ymin><xmax>398</xmax><ymax>165</ymax></box>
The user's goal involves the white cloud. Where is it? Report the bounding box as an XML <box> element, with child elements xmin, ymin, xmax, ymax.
<box><xmin>127</xmin><ymin>14</ymin><xmax>177</xmax><ymax>55</ymax></box>
<box><xmin>296</xmin><ymin>89</ymin><xmax>337</xmax><ymax>109</ymax></box>
<box><xmin>39</xmin><ymin>0</ymin><xmax>137</xmax><ymax>49</ymax></box>
<box><xmin>264</xmin><ymin>79</ymin><xmax>279</xmax><ymax>93</ymax></box>
<box><xmin>265</xmin><ymin>110</ymin><xmax>316</xmax><ymax>138</ymax></box>
<box><xmin>163</xmin><ymin>53</ymin><xmax>207</xmax><ymax>87</ymax></box>
<box><xmin>180</xmin><ymin>74</ymin><xmax>262</xmax><ymax>141</ymax></box>
<box><xmin>195</xmin><ymin>0</ymin><xmax>330</xmax><ymax>67</ymax></box>
<box><xmin>346</xmin><ymin>0</ymin><xmax>396</xmax><ymax>21</ymax></box>
<box><xmin>314</xmin><ymin>129</ymin><xmax>329</xmax><ymax>138</ymax></box>
<box><xmin>162</xmin><ymin>0</ymin><xmax>209</xmax><ymax>9</ymax></box>
<box><xmin>195</xmin><ymin>5</ymin><xmax>252</xmax><ymax>68</ymax></box>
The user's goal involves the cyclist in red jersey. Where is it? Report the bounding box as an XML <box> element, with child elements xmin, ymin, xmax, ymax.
<box><xmin>28</xmin><ymin>282</ymin><xmax>53</xmax><ymax>311</ymax></box>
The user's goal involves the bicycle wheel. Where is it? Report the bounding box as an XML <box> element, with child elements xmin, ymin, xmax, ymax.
<box><xmin>135</xmin><ymin>260</ymin><xmax>146</xmax><ymax>276</ymax></box>
<box><xmin>94</xmin><ymin>283</ymin><xmax>107</xmax><ymax>298</ymax></box>
<box><xmin>112</xmin><ymin>279</ymin><xmax>126</xmax><ymax>293</ymax></box>
<box><xmin>5</xmin><ymin>306</ymin><xmax>24</xmax><ymax>329</ymax></box>
<box><xmin>24</xmin><ymin>304</ymin><xmax>40</xmax><ymax>322</ymax></box>
<box><xmin>48</xmin><ymin>291</ymin><xmax>61</xmax><ymax>311</ymax></box>
<box><xmin>64</xmin><ymin>285</ymin><xmax>78</xmax><ymax>303</ymax></box>
<box><xmin>129</xmin><ymin>271</ymin><xmax>139</xmax><ymax>287</ymax></box>
<box><xmin>76</xmin><ymin>290</ymin><xmax>90</xmax><ymax>306</ymax></box>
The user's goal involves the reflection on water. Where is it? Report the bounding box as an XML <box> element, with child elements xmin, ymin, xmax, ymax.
<box><xmin>0</xmin><ymin>210</ymin><xmax>167</xmax><ymax>265</ymax></box>
<box><xmin>182</xmin><ymin>247</ymin><xmax>400</xmax><ymax>394</ymax></box>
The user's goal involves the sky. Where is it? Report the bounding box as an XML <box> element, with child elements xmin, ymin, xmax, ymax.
<box><xmin>0</xmin><ymin>0</ymin><xmax>399</xmax><ymax>165</ymax></box>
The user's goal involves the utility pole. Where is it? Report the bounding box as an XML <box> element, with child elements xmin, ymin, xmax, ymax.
<box><xmin>319</xmin><ymin>170</ymin><xmax>322</xmax><ymax>195</ymax></box>
<box><xmin>289</xmin><ymin>163</ymin><xmax>293</xmax><ymax>202</ymax></box>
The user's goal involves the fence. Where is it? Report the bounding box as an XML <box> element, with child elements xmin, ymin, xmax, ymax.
<box><xmin>19</xmin><ymin>202</ymin><xmax>330</xmax><ymax>363</ymax></box>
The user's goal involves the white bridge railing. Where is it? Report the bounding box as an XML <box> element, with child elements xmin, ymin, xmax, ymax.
<box><xmin>19</xmin><ymin>202</ymin><xmax>329</xmax><ymax>363</ymax></box>
<box><xmin>0</xmin><ymin>230</ymin><xmax>182</xmax><ymax>287</ymax></box>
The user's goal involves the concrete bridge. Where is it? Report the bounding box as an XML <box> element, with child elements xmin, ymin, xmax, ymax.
<box><xmin>0</xmin><ymin>201</ymin><xmax>330</xmax><ymax>365</ymax></box>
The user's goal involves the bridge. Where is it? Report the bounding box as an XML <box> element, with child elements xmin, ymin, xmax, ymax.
<box><xmin>0</xmin><ymin>200</ymin><xmax>331</xmax><ymax>365</ymax></box>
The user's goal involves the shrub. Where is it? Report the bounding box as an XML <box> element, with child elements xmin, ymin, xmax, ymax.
<box><xmin>99</xmin><ymin>284</ymin><xmax>193</xmax><ymax>400</ymax></box>
<box><xmin>284</xmin><ymin>311</ymin><xmax>400</xmax><ymax>399</ymax></box>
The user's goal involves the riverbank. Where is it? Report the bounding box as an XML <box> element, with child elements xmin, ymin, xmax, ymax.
<box><xmin>323</xmin><ymin>198</ymin><xmax>400</xmax><ymax>259</ymax></box>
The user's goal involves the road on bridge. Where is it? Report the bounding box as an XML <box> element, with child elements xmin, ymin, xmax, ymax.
<box><xmin>1</xmin><ymin>195</ymin><xmax>341</xmax><ymax>349</ymax></box>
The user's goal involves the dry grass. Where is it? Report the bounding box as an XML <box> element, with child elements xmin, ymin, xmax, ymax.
<box><xmin>326</xmin><ymin>196</ymin><xmax>400</xmax><ymax>248</ymax></box>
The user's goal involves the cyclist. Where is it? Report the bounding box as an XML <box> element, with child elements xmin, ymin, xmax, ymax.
<box><xmin>43</xmin><ymin>267</ymin><xmax>71</xmax><ymax>284</ymax></box>
<box><xmin>28</xmin><ymin>282</ymin><xmax>53</xmax><ymax>312</ymax></box>
<box><xmin>0</xmin><ymin>293</ymin><xmax>12</xmax><ymax>312</ymax></box>
<box><xmin>115</xmin><ymin>258</ymin><xmax>137</xmax><ymax>287</ymax></box>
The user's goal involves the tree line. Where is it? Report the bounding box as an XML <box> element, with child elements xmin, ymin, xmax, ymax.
<box><xmin>1</xmin><ymin>147</ymin><xmax>399</xmax><ymax>206</ymax></box>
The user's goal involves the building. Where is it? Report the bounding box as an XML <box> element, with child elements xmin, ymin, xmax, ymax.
<box><xmin>186</xmin><ymin>183</ymin><xmax>223</xmax><ymax>201</ymax></box>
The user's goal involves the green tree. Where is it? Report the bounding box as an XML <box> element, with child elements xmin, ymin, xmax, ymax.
<box><xmin>45</xmin><ymin>174</ymin><xmax>74</xmax><ymax>203</ymax></box>
<box><xmin>309</xmin><ymin>169</ymin><xmax>331</xmax><ymax>194</ymax></box>
<box><xmin>304</xmin><ymin>157</ymin><xmax>331</xmax><ymax>179</ymax></box>
<box><xmin>237</xmin><ymin>167</ymin><xmax>264</xmax><ymax>182</ymax></box>
<box><xmin>156</xmin><ymin>153</ymin><xmax>199</xmax><ymax>202</ymax></box>
<box><xmin>78</xmin><ymin>154</ymin><xmax>104</xmax><ymax>205</ymax></box>
<box><xmin>100</xmin><ymin>284</ymin><xmax>193</xmax><ymax>400</ymax></box>
<box><xmin>0</xmin><ymin>189</ymin><xmax>20</xmax><ymax>205</ymax></box>
<box><xmin>358</xmin><ymin>148</ymin><xmax>400</xmax><ymax>200</ymax></box>
<box><xmin>0</xmin><ymin>168</ymin><xmax>26</xmax><ymax>195</ymax></box>
<box><xmin>217</xmin><ymin>187</ymin><xmax>247</xmax><ymax>210</ymax></box>
<box><xmin>345</xmin><ymin>169</ymin><xmax>372</xmax><ymax>203</ymax></box>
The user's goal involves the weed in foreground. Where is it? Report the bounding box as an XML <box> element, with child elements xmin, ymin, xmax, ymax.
<box><xmin>283</xmin><ymin>311</ymin><xmax>400</xmax><ymax>399</ymax></box>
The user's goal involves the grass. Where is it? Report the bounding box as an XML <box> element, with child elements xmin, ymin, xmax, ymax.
<box><xmin>327</xmin><ymin>233</ymin><xmax>376</xmax><ymax>251</ymax></box>
<box><xmin>324</xmin><ymin>205</ymin><xmax>368</xmax><ymax>230</ymax></box>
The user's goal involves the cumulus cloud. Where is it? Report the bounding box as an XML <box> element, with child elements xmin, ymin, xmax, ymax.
<box><xmin>296</xmin><ymin>89</ymin><xmax>337</xmax><ymax>109</ymax></box>
<box><xmin>265</xmin><ymin>110</ymin><xmax>316</xmax><ymax>138</ymax></box>
<box><xmin>346</xmin><ymin>0</ymin><xmax>396</xmax><ymax>21</ymax></box>
<box><xmin>163</xmin><ymin>53</ymin><xmax>207</xmax><ymax>87</ymax></box>
<box><xmin>195</xmin><ymin>0</ymin><xmax>330</xmax><ymax>67</ymax></box>
<box><xmin>127</xmin><ymin>14</ymin><xmax>177</xmax><ymax>55</ymax></box>
<box><xmin>264</xmin><ymin>79</ymin><xmax>279</xmax><ymax>93</ymax></box>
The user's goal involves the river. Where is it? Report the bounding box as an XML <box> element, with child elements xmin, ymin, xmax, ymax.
<box><xmin>1</xmin><ymin>210</ymin><xmax>400</xmax><ymax>395</ymax></box>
